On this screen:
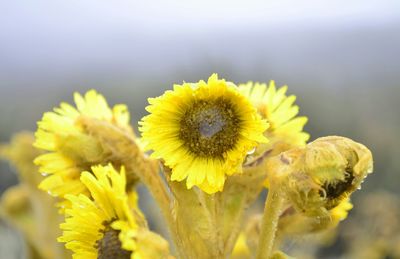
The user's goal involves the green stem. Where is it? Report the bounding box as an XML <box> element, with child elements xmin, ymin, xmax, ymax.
<box><xmin>256</xmin><ymin>188</ymin><xmax>284</xmax><ymax>259</ymax></box>
<box><xmin>209</xmin><ymin>193</ymin><xmax>224</xmax><ymax>258</ymax></box>
<box><xmin>223</xmin><ymin>192</ymin><xmax>247</xmax><ymax>256</ymax></box>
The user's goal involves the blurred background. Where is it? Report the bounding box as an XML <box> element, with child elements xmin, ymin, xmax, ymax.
<box><xmin>0</xmin><ymin>0</ymin><xmax>399</xmax><ymax>258</ymax></box>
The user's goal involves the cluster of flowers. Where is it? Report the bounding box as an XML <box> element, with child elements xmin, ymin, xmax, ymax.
<box><xmin>0</xmin><ymin>74</ymin><xmax>373</xmax><ymax>259</ymax></box>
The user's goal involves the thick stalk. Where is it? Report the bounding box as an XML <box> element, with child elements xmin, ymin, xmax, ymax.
<box><xmin>82</xmin><ymin>118</ymin><xmax>172</xmax><ymax>220</ymax></box>
<box><xmin>206</xmin><ymin>193</ymin><xmax>224</xmax><ymax>258</ymax></box>
<box><xmin>136</xmin><ymin>159</ymin><xmax>171</xmax><ymax>217</ymax></box>
<box><xmin>222</xmin><ymin>191</ymin><xmax>247</xmax><ymax>256</ymax></box>
<box><xmin>256</xmin><ymin>188</ymin><xmax>284</xmax><ymax>259</ymax></box>
<box><xmin>82</xmin><ymin>119</ymin><xmax>178</xmax><ymax>255</ymax></box>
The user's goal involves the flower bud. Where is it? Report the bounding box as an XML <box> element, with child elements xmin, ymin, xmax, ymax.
<box><xmin>0</xmin><ymin>132</ymin><xmax>43</xmax><ymax>187</ymax></box>
<box><xmin>0</xmin><ymin>185</ymin><xmax>30</xmax><ymax>216</ymax></box>
<box><xmin>268</xmin><ymin>136</ymin><xmax>373</xmax><ymax>216</ymax></box>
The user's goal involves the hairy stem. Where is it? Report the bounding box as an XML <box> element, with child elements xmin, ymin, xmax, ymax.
<box><xmin>256</xmin><ymin>187</ymin><xmax>284</xmax><ymax>259</ymax></box>
<box><xmin>223</xmin><ymin>195</ymin><xmax>247</xmax><ymax>256</ymax></box>
<box><xmin>82</xmin><ymin>118</ymin><xmax>172</xmax><ymax>217</ymax></box>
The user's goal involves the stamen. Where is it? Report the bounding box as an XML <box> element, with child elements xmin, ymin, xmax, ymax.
<box><xmin>321</xmin><ymin>168</ymin><xmax>354</xmax><ymax>200</ymax></box>
<box><xmin>97</xmin><ymin>225</ymin><xmax>131</xmax><ymax>259</ymax></box>
<box><xmin>179</xmin><ymin>98</ymin><xmax>241</xmax><ymax>158</ymax></box>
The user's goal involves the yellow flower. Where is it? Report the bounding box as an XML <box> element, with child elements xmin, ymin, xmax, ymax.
<box><xmin>33</xmin><ymin>90</ymin><xmax>133</xmax><ymax>204</ymax></box>
<box><xmin>239</xmin><ymin>81</ymin><xmax>309</xmax><ymax>155</ymax></box>
<box><xmin>58</xmin><ymin>164</ymin><xmax>170</xmax><ymax>259</ymax></box>
<box><xmin>139</xmin><ymin>74</ymin><xmax>269</xmax><ymax>193</ymax></box>
<box><xmin>329</xmin><ymin>198</ymin><xmax>353</xmax><ymax>226</ymax></box>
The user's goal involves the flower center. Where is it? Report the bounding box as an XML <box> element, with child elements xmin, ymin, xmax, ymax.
<box><xmin>97</xmin><ymin>226</ymin><xmax>131</xmax><ymax>259</ymax></box>
<box><xmin>179</xmin><ymin>98</ymin><xmax>241</xmax><ymax>158</ymax></box>
<box><xmin>322</xmin><ymin>168</ymin><xmax>355</xmax><ymax>201</ymax></box>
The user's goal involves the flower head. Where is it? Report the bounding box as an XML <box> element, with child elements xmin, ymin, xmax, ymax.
<box><xmin>239</xmin><ymin>81</ymin><xmax>309</xmax><ymax>156</ymax></box>
<box><xmin>268</xmin><ymin>136</ymin><xmax>373</xmax><ymax>216</ymax></box>
<box><xmin>33</xmin><ymin>90</ymin><xmax>135</xmax><ymax>205</ymax></box>
<box><xmin>58</xmin><ymin>164</ymin><xmax>170</xmax><ymax>259</ymax></box>
<box><xmin>139</xmin><ymin>74</ymin><xmax>269</xmax><ymax>193</ymax></box>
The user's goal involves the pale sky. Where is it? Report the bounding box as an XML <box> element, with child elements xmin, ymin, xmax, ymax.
<box><xmin>0</xmin><ymin>0</ymin><xmax>399</xmax><ymax>82</ymax></box>
<box><xmin>1</xmin><ymin>0</ymin><xmax>400</xmax><ymax>30</ymax></box>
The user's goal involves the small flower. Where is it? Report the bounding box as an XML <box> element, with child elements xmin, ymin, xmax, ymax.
<box><xmin>139</xmin><ymin>74</ymin><xmax>269</xmax><ymax>193</ymax></box>
<box><xmin>58</xmin><ymin>164</ymin><xmax>170</xmax><ymax>259</ymax></box>
<box><xmin>0</xmin><ymin>185</ymin><xmax>30</xmax><ymax>218</ymax></box>
<box><xmin>239</xmin><ymin>81</ymin><xmax>309</xmax><ymax>156</ymax></box>
<box><xmin>278</xmin><ymin>198</ymin><xmax>353</xmax><ymax>235</ymax></box>
<box><xmin>329</xmin><ymin>198</ymin><xmax>353</xmax><ymax>226</ymax></box>
<box><xmin>33</xmin><ymin>90</ymin><xmax>135</xmax><ymax>205</ymax></box>
<box><xmin>268</xmin><ymin>136</ymin><xmax>373</xmax><ymax>216</ymax></box>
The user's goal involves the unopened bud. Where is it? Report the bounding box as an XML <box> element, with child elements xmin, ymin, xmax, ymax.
<box><xmin>268</xmin><ymin>136</ymin><xmax>373</xmax><ymax>216</ymax></box>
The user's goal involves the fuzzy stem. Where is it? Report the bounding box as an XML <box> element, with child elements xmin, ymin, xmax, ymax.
<box><xmin>223</xmin><ymin>192</ymin><xmax>247</xmax><ymax>256</ymax></box>
<box><xmin>256</xmin><ymin>188</ymin><xmax>284</xmax><ymax>259</ymax></box>
<box><xmin>138</xmin><ymin>160</ymin><xmax>171</xmax><ymax>215</ymax></box>
<box><xmin>208</xmin><ymin>193</ymin><xmax>224</xmax><ymax>258</ymax></box>
<box><xmin>81</xmin><ymin>118</ymin><xmax>172</xmax><ymax>218</ymax></box>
